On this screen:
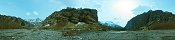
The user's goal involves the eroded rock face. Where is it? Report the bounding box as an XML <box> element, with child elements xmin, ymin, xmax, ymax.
<box><xmin>125</xmin><ymin>10</ymin><xmax>175</xmax><ymax>30</ymax></box>
<box><xmin>44</xmin><ymin>7</ymin><xmax>100</xmax><ymax>30</ymax></box>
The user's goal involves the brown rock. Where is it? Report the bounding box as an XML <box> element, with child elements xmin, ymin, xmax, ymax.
<box><xmin>44</xmin><ymin>7</ymin><xmax>100</xmax><ymax>30</ymax></box>
<box><xmin>125</xmin><ymin>10</ymin><xmax>175</xmax><ymax>30</ymax></box>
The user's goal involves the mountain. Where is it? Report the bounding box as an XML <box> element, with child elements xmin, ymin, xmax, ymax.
<box><xmin>32</xmin><ymin>18</ymin><xmax>43</xmax><ymax>27</ymax></box>
<box><xmin>101</xmin><ymin>21</ymin><xmax>122</xmax><ymax>28</ymax></box>
<box><xmin>125</xmin><ymin>10</ymin><xmax>175</xmax><ymax>30</ymax></box>
<box><xmin>43</xmin><ymin>7</ymin><xmax>101</xmax><ymax>30</ymax></box>
<box><xmin>25</xmin><ymin>18</ymin><xmax>43</xmax><ymax>27</ymax></box>
<box><xmin>99</xmin><ymin>21</ymin><xmax>126</xmax><ymax>31</ymax></box>
<box><xmin>0</xmin><ymin>14</ymin><xmax>33</xmax><ymax>29</ymax></box>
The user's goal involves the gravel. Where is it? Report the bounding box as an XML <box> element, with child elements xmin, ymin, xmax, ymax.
<box><xmin>1</xmin><ymin>29</ymin><xmax>175</xmax><ymax>40</ymax></box>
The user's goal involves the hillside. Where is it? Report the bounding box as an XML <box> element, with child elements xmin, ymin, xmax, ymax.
<box><xmin>0</xmin><ymin>14</ymin><xmax>33</xmax><ymax>29</ymax></box>
<box><xmin>43</xmin><ymin>7</ymin><xmax>101</xmax><ymax>31</ymax></box>
<box><xmin>125</xmin><ymin>10</ymin><xmax>175</xmax><ymax>30</ymax></box>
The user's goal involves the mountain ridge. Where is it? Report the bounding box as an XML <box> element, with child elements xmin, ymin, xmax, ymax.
<box><xmin>125</xmin><ymin>10</ymin><xmax>175</xmax><ymax>30</ymax></box>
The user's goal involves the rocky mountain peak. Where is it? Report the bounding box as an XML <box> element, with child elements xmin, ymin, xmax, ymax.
<box><xmin>43</xmin><ymin>7</ymin><xmax>100</xmax><ymax>30</ymax></box>
<box><xmin>125</xmin><ymin>10</ymin><xmax>175</xmax><ymax>30</ymax></box>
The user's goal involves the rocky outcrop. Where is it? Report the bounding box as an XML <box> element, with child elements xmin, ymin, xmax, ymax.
<box><xmin>0</xmin><ymin>14</ymin><xmax>32</xmax><ymax>29</ymax></box>
<box><xmin>125</xmin><ymin>10</ymin><xmax>175</xmax><ymax>30</ymax></box>
<box><xmin>43</xmin><ymin>7</ymin><xmax>101</xmax><ymax>30</ymax></box>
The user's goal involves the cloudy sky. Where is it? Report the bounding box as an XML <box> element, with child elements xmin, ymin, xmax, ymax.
<box><xmin>0</xmin><ymin>0</ymin><xmax>175</xmax><ymax>27</ymax></box>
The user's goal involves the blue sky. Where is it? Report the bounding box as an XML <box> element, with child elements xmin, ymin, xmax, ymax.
<box><xmin>0</xmin><ymin>0</ymin><xmax>175</xmax><ymax>27</ymax></box>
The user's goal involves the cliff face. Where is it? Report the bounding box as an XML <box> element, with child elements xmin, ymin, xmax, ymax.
<box><xmin>44</xmin><ymin>7</ymin><xmax>100</xmax><ymax>30</ymax></box>
<box><xmin>0</xmin><ymin>14</ymin><xmax>32</xmax><ymax>29</ymax></box>
<box><xmin>125</xmin><ymin>10</ymin><xmax>175</xmax><ymax>30</ymax></box>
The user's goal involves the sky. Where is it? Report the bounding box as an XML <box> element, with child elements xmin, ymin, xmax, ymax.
<box><xmin>0</xmin><ymin>0</ymin><xmax>175</xmax><ymax>27</ymax></box>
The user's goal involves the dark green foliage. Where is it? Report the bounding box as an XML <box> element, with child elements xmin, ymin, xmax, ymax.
<box><xmin>99</xmin><ymin>22</ymin><xmax>126</xmax><ymax>31</ymax></box>
<box><xmin>100</xmin><ymin>25</ymin><xmax>126</xmax><ymax>31</ymax></box>
<box><xmin>125</xmin><ymin>10</ymin><xmax>175</xmax><ymax>30</ymax></box>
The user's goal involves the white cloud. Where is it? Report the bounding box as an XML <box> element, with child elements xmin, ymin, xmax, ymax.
<box><xmin>0</xmin><ymin>10</ymin><xmax>7</xmax><ymax>15</ymax></box>
<box><xmin>26</xmin><ymin>11</ymin><xmax>39</xmax><ymax>16</ymax></box>
<box><xmin>33</xmin><ymin>11</ymin><xmax>39</xmax><ymax>15</ymax></box>
<box><xmin>98</xmin><ymin>0</ymin><xmax>139</xmax><ymax>27</ymax></box>
<box><xmin>0</xmin><ymin>13</ymin><xmax>6</xmax><ymax>15</ymax></box>
<box><xmin>138</xmin><ymin>0</ymin><xmax>158</xmax><ymax>10</ymax></box>
<box><xmin>26</xmin><ymin>12</ymin><xmax>31</xmax><ymax>15</ymax></box>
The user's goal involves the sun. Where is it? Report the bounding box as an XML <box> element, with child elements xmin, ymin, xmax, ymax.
<box><xmin>108</xmin><ymin>0</ymin><xmax>139</xmax><ymax>26</ymax></box>
<box><xmin>112</xmin><ymin>0</ymin><xmax>139</xmax><ymax>12</ymax></box>
<box><xmin>110</xmin><ymin>0</ymin><xmax>139</xmax><ymax>17</ymax></box>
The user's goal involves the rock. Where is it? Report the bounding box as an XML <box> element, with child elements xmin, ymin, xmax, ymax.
<box><xmin>125</xmin><ymin>10</ymin><xmax>175</xmax><ymax>30</ymax></box>
<box><xmin>0</xmin><ymin>14</ymin><xmax>32</xmax><ymax>29</ymax></box>
<box><xmin>43</xmin><ymin>7</ymin><xmax>101</xmax><ymax>30</ymax></box>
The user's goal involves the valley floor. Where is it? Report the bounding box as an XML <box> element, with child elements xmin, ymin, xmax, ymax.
<box><xmin>0</xmin><ymin>29</ymin><xmax>175</xmax><ymax>40</ymax></box>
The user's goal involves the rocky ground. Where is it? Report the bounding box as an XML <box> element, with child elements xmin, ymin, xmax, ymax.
<box><xmin>0</xmin><ymin>29</ymin><xmax>175</xmax><ymax>40</ymax></box>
